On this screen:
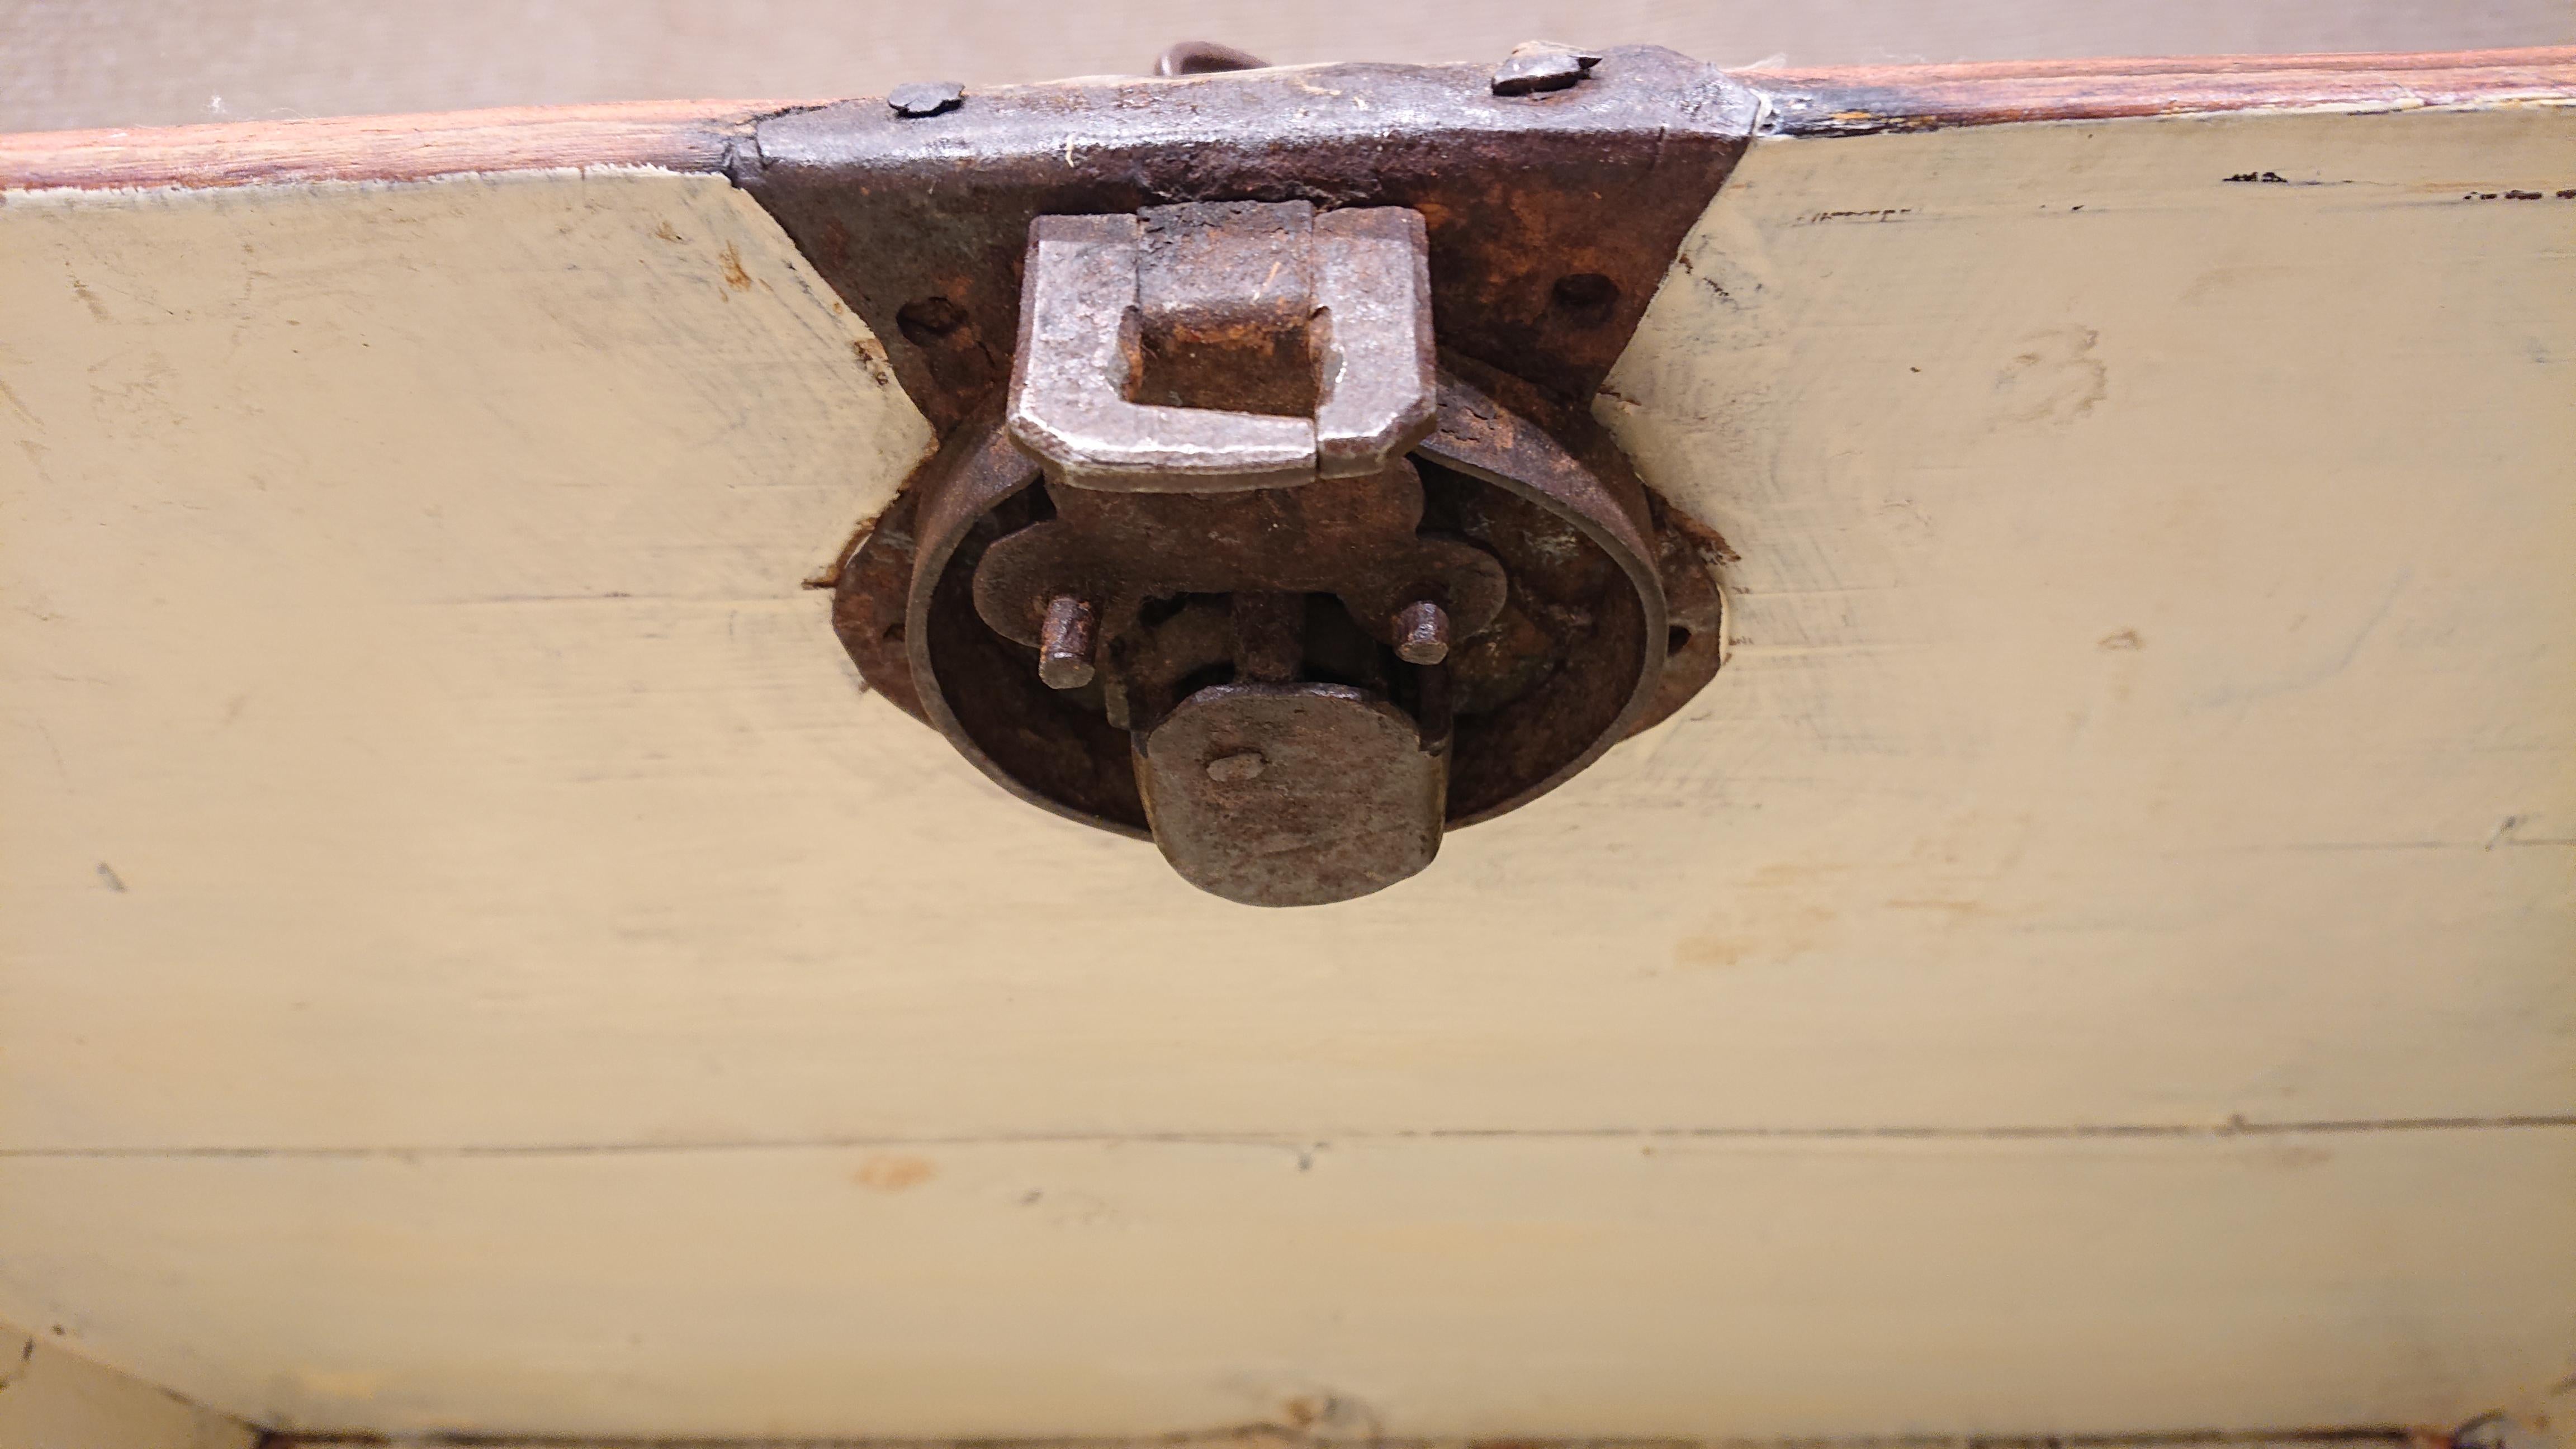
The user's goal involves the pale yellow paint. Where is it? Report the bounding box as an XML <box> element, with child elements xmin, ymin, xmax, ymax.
<box><xmin>0</xmin><ymin>1319</ymin><xmax>255</xmax><ymax>1449</ymax></box>
<box><xmin>0</xmin><ymin>106</ymin><xmax>2570</xmax><ymax>1438</ymax></box>
<box><xmin>6</xmin><ymin>1131</ymin><xmax>2572</xmax><ymax>1439</ymax></box>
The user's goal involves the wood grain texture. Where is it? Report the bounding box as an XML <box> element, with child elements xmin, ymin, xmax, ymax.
<box><xmin>0</xmin><ymin>99</ymin><xmax>779</xmax><ymax>191</ymax></box>
<box><xmin>1</xmin><ymin>88</ymin><xmax>2572</xmax><ymax>1443</ymax></box>
<box><xmin>1750</xmin><ymin>45</ymin><xmax>2576</xmax><ymax>133</ymax></box>
<box><xmin>0</xmin><ymin>48</ymin><xmax>2567</xmax><ymax>192</ymax></box>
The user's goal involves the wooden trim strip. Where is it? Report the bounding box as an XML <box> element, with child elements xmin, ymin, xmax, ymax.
<box><xmin>0</xmin><ymin>98</ymin><xmax>799</xmax><ymax>191</ymax></box>
<box><xmin>2</xmin><ymin>49</ymin><xmax>2570</xmax><ymax>192</ymax></box>
<box><xmin>1748</xmin><ymin>45</ymin><xmax>2576</xmax><ymax>135</ymax></box>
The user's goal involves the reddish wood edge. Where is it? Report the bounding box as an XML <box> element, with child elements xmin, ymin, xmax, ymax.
<box><xmin>1</xmin><ymin>49</ymin><xmax>2569</xmax><ymax>192</ymax></box>
<box><xmin>0</xmin><ymin>98</ymin><xmax>803</xmax><ymax>192</ymax></box>
<box><xmin>1748</xmin><ymin>45</ymin><xmax>2576</xmax><ymax>135</ymax></box>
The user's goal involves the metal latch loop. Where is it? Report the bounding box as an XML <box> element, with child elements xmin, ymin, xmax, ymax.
<box><xmin>1005</xmin><ymin>201</ymin><xmax>1437</xmax><ymax>492</ymax></box>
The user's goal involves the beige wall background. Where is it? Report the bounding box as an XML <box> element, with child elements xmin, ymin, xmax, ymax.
<box><xmin>2</xmin><ymin>0</ymin><xmax>2572</xmax><ymax>134</ymax></box>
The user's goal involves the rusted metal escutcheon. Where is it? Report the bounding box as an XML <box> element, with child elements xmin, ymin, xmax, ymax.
<box><xmin>836</xmin><ymin>353</ymin><xmax>1689</xmax><ymax>904</ymax></box>
<box><xmin>799</xmin><ymin>58</ymin><xmax>1750</xmax><ymax>903</ymax></box>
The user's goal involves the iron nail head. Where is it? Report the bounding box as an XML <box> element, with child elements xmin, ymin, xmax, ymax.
<box><xmin>1492</xmin><ymin>41</ymin><xmax>1603</xmax><ymax>96</ymax></box>
<box><xmin>888</xmin><ymin>80</ymin><xmax>966</xmax><ymax>117</ymax></box>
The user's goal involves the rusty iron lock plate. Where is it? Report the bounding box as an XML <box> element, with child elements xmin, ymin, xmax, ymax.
<box><xmin>733</xmin><ymin>46</ymin><xmax>1761</xmax><ymax>435</ymax></box>
<box><xmin>754</xmin><ymin>48</ymin><xmax>1756</xmax><ymax>905</ymax></box>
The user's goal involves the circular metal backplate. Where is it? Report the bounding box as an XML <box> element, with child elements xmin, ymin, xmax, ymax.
<box><xmin>830</xmin><ymin>357</ymin><xmax>1726</xmax><ymax>839</ymax></box>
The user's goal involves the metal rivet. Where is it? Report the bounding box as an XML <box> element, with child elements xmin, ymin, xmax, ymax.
<box><xmin>888</xmin><ymin>81</ymin><xmax>965</xmax><ymax>118</ymax></box>
<box><xmin>1491</xmin><ymin>41</ymin><xmax>1602</xmax><ymax>97</ymax></box>
<box><xmin>1206</xmin><ymin>751</ymin><xmax>1267</xmax><ymax>783</ymax></box>
<box><xmin>1394</xmin><ymin>600</ymin><xmax>1451</xmax><ymax>665</ymax></box>
<box><xmin>1038</xmin><ymin>594</ymin><xmax>1097</xmax><ymax>689</ymax></box>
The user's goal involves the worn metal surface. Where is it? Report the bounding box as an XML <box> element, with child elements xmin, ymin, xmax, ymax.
<box><xmin>885</xmin><ymin>80</ymin><xmax>965</xmax><ymax>119</ymax></box>
<box><xmin>794</xmin><ymin>59</ymin><xmax>1743</xmax><ymax>898</ymax></box>
<box><xmin>1035</xmin><ymin>593</ymin><xmax>1099</xmax><ymax>689</ymax></box>
<box><xmin>969</xmin><ymin>462</ymin><xmax>1509</xmax><ymax>674</ymax></box>
<box><xmin>837</xmin><ymin>358</ymin><xmax>1688</xmax><ymax>850</ymax></box>
<box><xmin>1008</xmin><ymin>210</ymin><xmax>1306</xmax><ymax>491</ymax></box>
<box><xmin>898</xmin><ymin>412</ymin><xmax>1150</xmax><ymax>831</ymax></box>
<box><xmin>1135</xmin><ymin>201</ymin><xmax>1319</xmax><ymax>421</ymax></box>
<box><xmin>1005</xmin><ymin>202</ymin><xmax>1435</xmax><ymax>491</ymax></box>
<box><xmin>1394</xmin><ymin>599</ymin><xmax>1451</xmax><ymax>665</ymax></box>
<box><xmin>1410</xmin><ymin>356</ymin><xmax>1665</xmax><ymax>820</ymax></box>
<box><xmin>828</xmin><ymin>488</ymin><xmax>928</xmax><ymax>722</ymax></box>
<box><xmin>1493</xmin><ymin>41</ymin><xmax>1605</xmax><ymax>96</ymax></box>
<box><xmin>1635</xmin><ymin>491</ymin><xmax>1732</xmax><ymax>733</ymax></box>
<box><xmin>736</xmin><ymin>47</ymin><xmax>1759</xmax><ymax>434</ymax></box>
<box><xmin>1137</xmin><ymin>682</ymin><xmax>1448</xmax><ymax>905</ymax></box>
<box><xmin>1152</xmin><ymin>41</ymin><xmax>1269</xmax><ymax>79</ymax></box>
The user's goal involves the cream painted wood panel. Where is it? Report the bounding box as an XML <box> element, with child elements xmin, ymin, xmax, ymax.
<box><xmin>4</xmin><ymin>1129</ymin><xmax>2572</xmax><ymax>1438</ymax></box>
<box><xmin>0</xmin><ymin>94</ymin><xmax>2570</xmax><ymax>1439</ymax></box>
<box><xmin>2</xmin><ymin>119</ymin><xmax>2566</xmax><ymax>1153</ymax></box>
<box><xmin>0</xmin><ymin>1319</ymin><xmax>255</xmax><ymax>1449</ymax></box>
